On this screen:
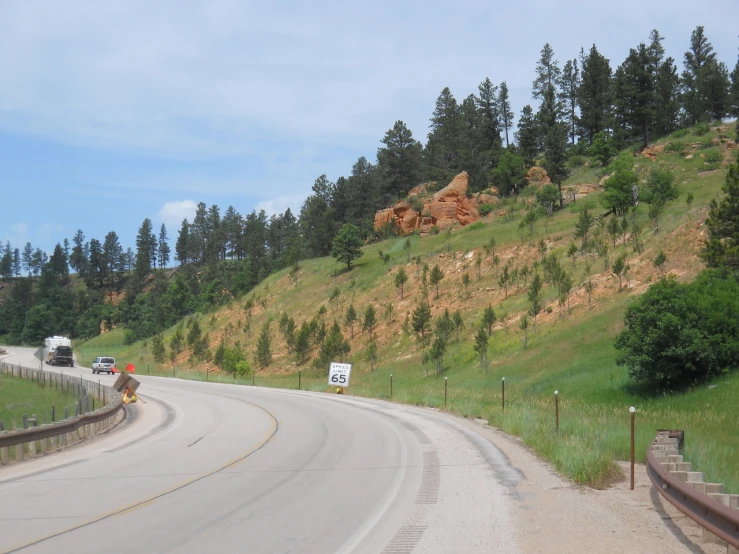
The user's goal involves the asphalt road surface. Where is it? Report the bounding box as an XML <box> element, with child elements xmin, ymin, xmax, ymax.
<box><xmin>0</xmin><ymin>347</ymin><xmax>521</xmax><ymax>553</ymax></box>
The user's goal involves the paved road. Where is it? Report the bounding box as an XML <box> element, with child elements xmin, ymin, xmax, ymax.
<box><xmin>0</xmin><ymin>347</ymin><xmax>521</xmax><ymax>553</ymax></box>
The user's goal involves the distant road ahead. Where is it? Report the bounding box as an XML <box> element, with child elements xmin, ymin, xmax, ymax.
<box><xmin>0</xmin><ymin>347</ymin><xmax>520</xmax><ymax>553</ymax></box>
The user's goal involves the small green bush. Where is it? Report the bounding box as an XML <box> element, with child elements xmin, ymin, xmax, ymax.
<box><xmin>478</xmin><ymin>203</ymin><xmax>495</xmax><ymax>216</ymax></box>
<box><xmin>665</xmin><ymin>141</ymin><xmax>684</xmax><ymax>154</ymax></box>
<box><xmin>408</xmin><ymin>197</ymin><xmax>424</xmax><ymax>213</ymax></box>
<box><xmin>704</xmin><ymin>150</ymin><xmax>723</xmax><ymax>164</ymax></box>
<box><xmin>692</xmin><ymin>122</ymin><xmax>711</xmax><ymax>136</ymax></box>
<box><xmin>430</xmin><ymin>225</ymin><xmax>440</xmax><ymax>235</ymax></box>
<box><xmin>466</xmin><ymin>221</ymin><xmax>486</xmax><ymax>232</ymax></box>
<box><xmin>567</xmin><ymin>155</ymin><xmax>587</xmax><ymax>168</ymax></box>
<box><xmin>672</xmin><ymin>128</ymin><xmax>689</xmax><ymax>138</ymax></box>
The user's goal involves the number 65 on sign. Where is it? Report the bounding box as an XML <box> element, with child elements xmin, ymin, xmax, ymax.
<box><xmin>328</xmin><ymin>362</ymin><xmax>352</xmax><ymax>387</ymax></box>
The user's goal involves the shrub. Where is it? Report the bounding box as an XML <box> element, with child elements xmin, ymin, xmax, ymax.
<box><xmin>672</xmin><ymin>128</ymin><xmax>689</xmax><ymax>138</ymax></box>
<box><xmin>665</xmin><ymin>141</ymin><xmax>684</xmax><ymax>154</ymax></box>
<box><xmin>408</xmin><ymin>197</ymin><xmax>424</xmax><ymax>213</ymax></box>
<box><xmin>704</xmin><ymin>149</ymin><xmax>723</xmax><ymax>164</ymax></box>
<box><xmin>430</xmin><ymin>225</ymin><xmax>440</xmax><ymax>235</ymax></box>
<box><xmin>466</xmin><ymin>221</ymin><xmax>485</xmax><ymax>232</ymax></box>
<box><xmin>567</xmin><ymin>155</ymin><xmax>587</xmax><ymax>168</ymax></box>
<box><xmin>478</xmin><ymin>203</ymin><xmax>495</xmax><ymax>216</ymax></box>
<box><xmin>692</xmin><ymin>122</ymin><xmax>711</xmax><ymax>136</ymax></box>
<box><xmin>615</xmin><ymin>271</ymin><xmax>739</xmax><ymax>391</ymax></box>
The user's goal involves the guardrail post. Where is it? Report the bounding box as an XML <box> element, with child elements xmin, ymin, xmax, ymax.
<box><xmin>444</xmin><ymin>377</ymin><xmax>448</xmax><ymax>409</ymax></box>
<box><xmin>630</xmin><ymin>406</ymin><xmax>635</xmax><ymax>491</ymax></box>
<box><xmin>64</xmin><ymin>406</ymin><xmax>69</xmax><ymax>420</ymax></box>
<box><xmin>390</xmin><ymin>374</ymin><xmax>393</xmax><ymax>399</ymax></box>
<box><xmin>298</xmin><ymin>369</ymin><xmax>301</xmax><ymax>390</ymax></box>
<box><xmin>502</xmin><ymin>377</ymin><xmax>505</xmax><ymax>413</ymax></box>
<box><xmin>554</xmin><ymin>390</ymin><xmax>559</xmax><ymax>433</ymax></box>
<box><xmin>22</xmin><ymin>414</ymin><xmax>28</xmax><ymax>430</ymax></box>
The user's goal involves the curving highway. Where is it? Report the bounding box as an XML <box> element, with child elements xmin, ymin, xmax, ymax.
<box><xmin>0</xmin><ymin>348</ymin><xmax>521</xmax><ymax>553</ymax></box>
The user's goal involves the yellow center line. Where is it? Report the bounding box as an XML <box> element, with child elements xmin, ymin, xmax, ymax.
<box><xmin>4</xmin><ymin>404</ymin><xmax>278</xmax><ymax>554</ymax></box>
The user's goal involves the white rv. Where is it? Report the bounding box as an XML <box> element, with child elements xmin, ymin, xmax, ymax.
<box><xmin>43</xmin><ymin>336</ymin><xmax>72</xmax><ymax>364</ymax></box>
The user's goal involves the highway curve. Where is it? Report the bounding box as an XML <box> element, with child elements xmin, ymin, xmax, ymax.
<box><xmin>0</xmin><ymin>348</ymin><xmax>521</xmax><ymax>553</ymax></box>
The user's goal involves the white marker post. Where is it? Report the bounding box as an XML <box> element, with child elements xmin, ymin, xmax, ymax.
<box><xmin>328</xmin><ymin>362</ymin><xmax>352</xmax><ymax>391</ymax></box>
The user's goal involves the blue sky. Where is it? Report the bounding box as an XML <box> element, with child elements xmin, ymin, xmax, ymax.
<box><xmin>1</xmin><ymin>1</ymin><xmax>738</xmax><ymax>254</ymax></box>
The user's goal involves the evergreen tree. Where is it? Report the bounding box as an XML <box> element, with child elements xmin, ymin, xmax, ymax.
<box><xmin>476</xmin><ymin>78</ymin><xmax>503</xmax><ymax>175</ymax></box>
<box><xmin>528</xmin><ymin>272</ymin><xmax>543</xmax><ymax>331</ymax></box>
<box><xmin>702</xmin><ymin>157</ymin><xmax>739</xmax><ymax>269</ymax></box>
<box><xmin>474</xmin><ymin>325</ymin><xmax>489</xmax><ymax>373</ymax></box>
<box><xmin>559</xmin><ymin>59</ymin><xmax>580</xmax><ymax>144</ymax></box>
<box><xmin>394</xmin><ymin>267</ymin><xmax>409</xmax><ymax>299</ymax></box>
<box><xmin>578</xmin><ymin>45</ymin><xmax>612</xmax><ymax>143</ymax></box>
<box><xmin>412</xmin><ymin>301</ymin><xmax>432</xmax><ymax>347</ymax></box>
<box><xmin>255</xmin><ymin>323</ymin><xmax>272</xmax><ymax>367</ymax></box>
<box><xmin>88</xmin><ymin>238</ymin><xmax>103</xmax><ymax>287</ymax></box>
<box><xmin>300</xmin><ymin>175</ymin><xmax>336</xmax><ymax>258</ymax></box>
<box><xmin>331</xmin><ymin>223</ymin><xmax>363</xmax><ymax>269</ymax></box>
<box><xmin>481</xmin><ymin>304</ymin><xmax>496</xmax><ymax>336</ymax></box>
<box><xmin>616</xmin><ymin>44</ymin><xmax>655</xmax><ymax>148</ymax></box>
<box><xmin>682</xmin><ymin>26</ymin><xmax>717</xmax><ymax>124</ymax></box>
<box><xmin>22</xmin><ymin>242</ymin><xmax>33</xmax><ymax>277</ymax></box>
<box><xmin>377</xmin><ymin>121</ymin><xmax>423</xmax><ymax>203</ymax></box>
<box><xmin>175</xmin><ymin>219</ymin><xmax>190</xmax><ymax>265</ymax></box>
<box><xmin>429</xmin><ymin>264</ymin><xmax>445</xmax><ymax>298</ymax></box>
<box><xmin>515</xmin><ymin>105</ymin><xmax>539</xmax><ymax>167</ymax></box>
<box><xmin>344</xmin><ymin>304</ymin><xmax>358</xmax><ymax>339</ymax></box>
<box><xmin>158</xmin><ymin>224</ymin><xmax>170</xmax><ymax>268</ymax></box>
<box><xmin>70</xmin><ymin>229</ymin><xmax>87</xmax><ymax>276</ymax></box>
<box><xmin>11</xmin><ymin>248</ymin><xmax>21</xmax><ymax>278</ymax></box>
<box><xmin>498</xmin><ymin>82</ymin><xmax>514</xmax><ymax>147</ymax></box>
<box><xmin>426</xmin><ymin>87</ymin><xmax>461</xmax><ymax>182</ymax></box>
<box><xmin>347</xmin><ymin>157</ymin><xmax>380</xmax><ymax>234</ymax></box>
<box><xmin>540</xmin><ymin>86</ymin><xmax>569</xmax><ymax>206</ymax></box>
<box><xmin>648</xmin><ymin>30</ymin><xmax>681</xmax><ymax>137</ymax></box>
<box><xmin>731</xmin><ymin>43</ymin><xmax>739</xmax><ymax>117</ymax></box>
<box><xmin>103</xmin><ymin>231</ymin><xmax>122</xmax><ymax>289</ymax></box>
<box><xmin>532</xmin><ymin>43</ymin><xmax>561</xmax><ymax>100</ymax></box>
<box><xmin>362</xmin><ymin>304</ymin><xmax>377</xmax><ymax>339</ymax></box>
<box><xmin>134</xmin><ymin>218</ymin><xmax>157</xmax><ymax>285</ymax></box>
<box><xmin>459</xmin><ymin>94</ymin><xmax>486</xmax><ymax>191</ymax></box>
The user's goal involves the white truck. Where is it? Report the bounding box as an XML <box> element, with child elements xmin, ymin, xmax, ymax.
<box><xmin>43</xmin><ymin>336</ymin><xmax>74</xmax><ymax>366</ymax></box>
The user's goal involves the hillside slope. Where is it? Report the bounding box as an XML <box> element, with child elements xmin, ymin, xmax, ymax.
<box><xmin>77</xmin><ymin>124</ymin><xmax>739</xmax><ymax>491</ymax></box>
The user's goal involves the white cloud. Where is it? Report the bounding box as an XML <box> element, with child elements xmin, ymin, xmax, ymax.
<box><xmin>157</xmin><ymin>200</ymin><xmax>197</xmax><ymax>230</ymax></box>
<box><xmin>255</xmin><ymin>195</ymin><xmax>305</xmax><ymax>217</ymax></box>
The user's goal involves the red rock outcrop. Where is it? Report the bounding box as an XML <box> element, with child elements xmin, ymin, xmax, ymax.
<box><xmin>374</xmin><ymin>171</ymin><xmax>492</xmax><ymax>235</ymax></box>
<box><xmin>526</xmin><ymin>166</ymin><xmax>551</xmax><ymax>187</ymax></box>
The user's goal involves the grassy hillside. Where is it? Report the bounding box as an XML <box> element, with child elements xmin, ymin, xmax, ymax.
<box><xmin>0</xmin><ymin>374</ymin><xmax>86</xmax><ymax>428</ymax></box>
<box><xmin>77</xmin><ymin>124</ymin><xmax>739</xmax><ymax>491</ymax></box>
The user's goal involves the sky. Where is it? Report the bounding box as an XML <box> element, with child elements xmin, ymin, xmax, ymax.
<box><xmin>1</xmin><ymin>1</ymin><xmax>738</xmax><ymax>255</ymax></box>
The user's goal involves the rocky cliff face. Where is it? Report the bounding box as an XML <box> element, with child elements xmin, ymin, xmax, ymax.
<box><xmin>374</xmin><ymin>172</ymin><xmax>499</xmax><ymax>235</ymax></box>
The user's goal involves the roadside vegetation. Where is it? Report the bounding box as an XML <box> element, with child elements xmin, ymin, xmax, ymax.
<box><xmin>0</xmin><ymin>374</ymin><xmax>84</xmax><ymax>429</ymax></box>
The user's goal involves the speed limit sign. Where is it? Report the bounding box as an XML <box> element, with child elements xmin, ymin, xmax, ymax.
<box><xmin>328</xmin><ymin>362</ymin><xmax>352</xmax><ymax>387</ymax></box>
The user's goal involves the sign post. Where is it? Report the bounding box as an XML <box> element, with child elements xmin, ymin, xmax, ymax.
<box><xmin>34</xmin><ymin>347</ymin><xmax>44</xmax><ymax>371</ymax></box>
<box><xmin>328</xmin><ymin>362</ymin><xmax>352</xmax><ymax>390</ymax></box>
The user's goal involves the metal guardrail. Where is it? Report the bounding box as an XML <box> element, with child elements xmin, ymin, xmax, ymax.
<box><xmin>0</xmin><ymin>399</ymin><xmax>123</xmax><ymax>449</ymax></box>
<box><xmin>646</xmin><ymin>431</ymin><xmax>739</xmax><ymax>548</ymax></box>
<box><xmin>0</xmin><ymin>362</ymin><xmax>123</xmax><ymax>452</ymax></box>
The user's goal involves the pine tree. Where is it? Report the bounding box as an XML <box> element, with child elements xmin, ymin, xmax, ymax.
<box><xmin>528</xmin><ymin>272</ymin><xmax>543</xmax><ymax>331</ymax></box>
<box><xmin>158</xmin><ymin>224</ymin><xmax>170</xmax><ymax>268</ymax></box>
<box><xmin>395</xmin><ymin>267</ymin><xmax>408</xmax><ymax>299</ymax></box>
<box><xmin>22</xmin><ymin>242</ymin><xmax>33</xmax><ymax>277</ymax></box>
<box><xmin>344</xmin><ymin>304</ymin><xmax>358</xmax><ymax>339</ymax></box>
<box><xmin>362</xmin><ymin>304</ymin><xmax>377</xmax><ymax>339</ymax></box>
<box><xmin>648</xmin><ymin>30</ymin><xmax>681</xmax><ymax>137</ymax></box>
<box><xmin>134</xmin><ymin>218</ymin><xmax>157</xmax><ymax>285</ymax></box>
<box><xmin>578</xmin><ymin>45</ymin><xmax>613</xmax><ymax>143</ymax></box>
<box><xmin>412</xmin><ymin>301</ymin><xmax>432</xmax><ymax>347</ymax></box>
<box><xmin>175</xmin><ymin>219</ymin><xmax>190</xmax><ymax>266</ymax></box>
<box><xmin>515</xmin><ymin>105</ymin><xmax>539</xmax><ymax>167</ymax></box>
<box><xmin>682</xmin><ymin>26</ymin><xmax>716</xmax><ymax>124</ymax></box>
<box><xmin>481</xmin><ymin>304</ymin><xmax>496</xmax><ymax>336</ymax></box>
<box><xmin>429</xmin><ymin>264</ymin><xmax>444</xmax><ymax>298</ymax></box>
<box><xmin>103</xmin><ymin>231</ymin><xmax>122</xmax><ymax>289</ymax></box>
<box><xmin>559</xmin><ymin>59</ymin><xmax>580</xmax><ymax>144</ymax></box>
<box><xmin>70</xmin><ymin>229</ymin><xmax>86</xmax><ymax>276</ymax></box>
<box><xmin>255</xmin><ymin>323</ymin><xmax>272</xmax><ymax>367</ymax></box>
<box><xmin>532</xmin><ymin>43</ymin><xmax>561</xmax><ymax>100</ymax></box>
<box><xmin>702</xmin><ymin>157</ymin><xmax>739</xmax><ymax>269</ymax></box>
<box><xmin>331</xmin><ymin>223</ymin><xmax>363</xmax><ymax>269</ymax></box>
<box><xmin>731</xmin><ymin>43</ymin><xmax>739</xmax><ymax>118</ymax></box>
<box><xmin>541</xmin><ymin>85</ymin><xmax>569</xmax><ymax>207</ymax></box>
<box><xmin>426</xmin><ymin>87</ymin><xmax>461</xmax><ymax>182</ymax></box>
<box><xmin>497</xmin><ymin>81</ymin><xmax>514</xmax><ymax>148</ymax></box>
<box><xmin>377</xmin><ymin>121</ymin><xmax>423</xmax><ymax>203</ymax></box>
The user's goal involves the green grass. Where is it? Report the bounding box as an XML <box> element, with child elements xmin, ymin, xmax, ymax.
<box><xmin>75</xmin><ymin>125</ymin><xmax>739</xmax><ymax>491</ymax></box>
<box><xmin>0</xmin><ymin>374</ymin><xmax>86</xmax><ymax>429</ymax></box>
